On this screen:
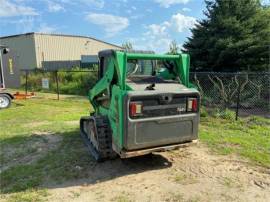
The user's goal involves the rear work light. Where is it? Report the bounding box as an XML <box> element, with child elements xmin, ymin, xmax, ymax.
<box><xmin>187</xmin><ymin>98</ymin><xmax>198</xmax><ymax>112</ymax></box>
<box><xmin>129</xmin><ymin>102</ymin><xmax>143</xmax><ymax>117</ymax></box>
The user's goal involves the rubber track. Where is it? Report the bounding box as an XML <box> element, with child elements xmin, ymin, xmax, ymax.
<box><xmin>80</xmin><ymin>116</ymin><xmax>116</xmax><ymax>161</ymax></box>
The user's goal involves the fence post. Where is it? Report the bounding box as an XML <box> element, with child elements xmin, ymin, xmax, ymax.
<box><xmin>25</xmin><ymin>70</ymin><xmax>28</xmax><ymax>99</ymax></box>
<box><xmin>55</xmin><ymin>71</ymin><xmax>59</xmax><ymax>100</ymax></box>
<box><xmin>235</xmin><ymin>74</ymin><xmax>241</xmax><ymax>120</ymax></box>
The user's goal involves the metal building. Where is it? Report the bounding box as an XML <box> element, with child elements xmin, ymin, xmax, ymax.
<box><xmin>0</xmin><ymin>32</ymin><xmax>121</xmax><ymax>70</ymax></box>
<box><xmin>0</xmin><ymin>32</ymin><xmax>121</xmax><ymax>88</ymax></box>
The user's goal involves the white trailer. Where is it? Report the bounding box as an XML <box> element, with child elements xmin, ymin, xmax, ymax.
<box><xmin>0</xmin><ymin>45</ymin><xmax>14</xmax><ymax>109</ymax></box>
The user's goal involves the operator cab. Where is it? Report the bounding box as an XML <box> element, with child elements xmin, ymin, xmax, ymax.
<box><xmin>126</xmin><ymin>59</ymin><xmax>180</xmax><ymax>91</ymax></box>
<box><xmin>98</xmin><ymin>49</ymin><xmax>182</xmax><ymax>91</ymax></box>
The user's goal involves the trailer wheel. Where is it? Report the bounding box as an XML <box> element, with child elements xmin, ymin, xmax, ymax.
<box><xmin>0</xmin><ymin>94</ymin><xmax>11</xmax><ymax>109</ymax></box>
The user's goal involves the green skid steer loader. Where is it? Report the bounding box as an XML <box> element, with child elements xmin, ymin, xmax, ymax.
<box><xmin>80</xmin><ymin>50</ymin><xmax>200</xmax><ymax>161</ymax></box>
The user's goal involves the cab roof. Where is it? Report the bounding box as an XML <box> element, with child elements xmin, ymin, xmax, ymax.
<box><xmin>98</xmin><ymin>49</ymin><xmax>181</xmax><ymax>60</ymax></box>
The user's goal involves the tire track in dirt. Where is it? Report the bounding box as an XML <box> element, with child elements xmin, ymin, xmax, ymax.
<box><xmin>46</xmin><ymin>143</ymin><xmax>270</xmax><ymax>202</ymax></box>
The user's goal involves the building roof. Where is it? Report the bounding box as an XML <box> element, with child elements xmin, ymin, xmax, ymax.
<box><xmin>0</xmin><ymin>32</ymin><xmax>122</xmax><ymax>48</ymax></box>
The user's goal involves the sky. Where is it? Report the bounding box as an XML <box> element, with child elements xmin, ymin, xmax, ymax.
<box><xmin>0</xmin><ymin>0</ymin><xmax>269</xmax><ymax>53</ymax></box>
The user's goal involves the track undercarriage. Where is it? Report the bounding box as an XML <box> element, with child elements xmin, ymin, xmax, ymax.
<box><xmin>80</xmin><ymin>116</ymin><xmax>116</xmax><ymax>161</ymax></box>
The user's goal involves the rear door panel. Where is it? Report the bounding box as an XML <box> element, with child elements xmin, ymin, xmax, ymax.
<box><xmin>123</xmin><ymin>91</ymin><xmax>200</xmax><ymax>150</ymax></box>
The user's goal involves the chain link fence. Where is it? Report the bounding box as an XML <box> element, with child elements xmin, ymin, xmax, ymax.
<box><xmin>21</xmin><ymin>69</ymin><xmax>97</xmax><ymax>99</ymax></box>
<box><xmin>190</xmin><ymin>72</ymin><xmax>270</xmax><ymax>119</ymax></box>
<box><xmin>20</xmin><ymin>69</ymin><xmax>269</xmax><ymax>119</ymax></box>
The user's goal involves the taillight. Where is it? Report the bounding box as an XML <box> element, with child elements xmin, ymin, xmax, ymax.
<box><xmin>187</xmin><ymin>98</ymin><xmax>198</xmax><ymax>112</ymax></box>
<box><xmin>129</xmin><ymin>102</ymin><xmax>143</xmax><ymax>117</ymax></box>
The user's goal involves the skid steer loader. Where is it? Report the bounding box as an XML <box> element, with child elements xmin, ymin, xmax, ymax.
<box><xmin>80</xmin><ymin>50</ymin><xmax>200</xmax><ymax>161</ymax></box>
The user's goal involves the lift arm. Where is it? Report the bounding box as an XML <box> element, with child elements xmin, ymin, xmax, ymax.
<box><xmin>89</xmin><ymin>61</ymin><xmax>115</xmax><ymax>110</ymax></box>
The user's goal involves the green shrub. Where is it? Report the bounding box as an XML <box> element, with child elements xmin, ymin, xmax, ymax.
<box><xmin>212</xmin><ymin>108</ymin><xmax>235</xmax><ymax>120</ymax></box>
<box><xmin>247</xmin><ymin>116</ymin><xmax>270</xmax><ymax>126</ymax></box>
<box><xmin>21</xmin><ymin>68</ymin><xmax>98</xmax><ymax>96</ymax></box>
<box><xmin>200</xmin><ymin>106</ymin><xmax>208</xmax><ymax>117</ymax></box>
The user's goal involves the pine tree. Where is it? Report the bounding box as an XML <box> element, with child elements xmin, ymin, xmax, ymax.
<box><xmin>183</xmin><ymin>0</ymin><xmax>270</xmax><ymax>72</ymax></box>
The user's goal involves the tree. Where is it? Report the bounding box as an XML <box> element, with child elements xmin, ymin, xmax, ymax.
<box><xmin>183</xmin><ymin>0</ymin><xmax>270</xmax><ymax>72</ymax></box>
<box><xmin>168</xmin><ymin>40</ymin><xmax>180</xmax><ymax>54</ymax></box>
<box><xmin>122</xmin><ymin>42</ymin><xmax>133</xmax><ymax>51</ymax></box>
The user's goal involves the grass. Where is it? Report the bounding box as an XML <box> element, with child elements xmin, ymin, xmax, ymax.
<box><xmin>200</xmin><ymin>114</ymin><xmax>270</xmax><ymax>167</ymax></box>
<box><xmin>0</xmin><ymin>93</ymin><xmax>93</xmax><ymax>200</ymax></box>
<box><xmin>4</xmin><ymin>189</ymin><xmax>49</xmax><ymax>202</ymax></box>
<box><xmin>0</xmin><ymin>93</ymin><xmax>90</xmax><ymax>142</ymax></box>
<box><xmin>173</xmin><ymin>173</ymin><xmax>198</xmax><ymax>185</ymax></box>
<box><xmin>221</xmin><ymin>177</ymin><xmax>234</xmax><ymax>188</ymax></box>
<box><xmin>0</xmin><ymin>92</ymin><xmax>269</xmax><ymax>201</ymax></box>
<box><xmin>112</xmin><ymin>193</ymin><xmax>133</xmax><ymax>202</ymax></box>
<box><xmin>165</xmin><ymin>193</ymin><xmax>184</xmax><ymax>202</ymax></box>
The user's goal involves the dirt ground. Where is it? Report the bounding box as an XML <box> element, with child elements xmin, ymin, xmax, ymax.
<box><xmin>0</xmin><ymin>133</ymin><xmax>62</xmax><ymax>174</ymax></box>
<box><xmin>45</xmin><ymin>143</ymin><xmax>270</xmax><ymax>202</ymax></box>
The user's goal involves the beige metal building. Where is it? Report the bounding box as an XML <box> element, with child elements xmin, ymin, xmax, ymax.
<box><xmin>0</xmin><ymin>32</ymin><xmax>122</xmax><ymax>70</ymax></box>
<box><xmin>0</xmin><ymin>32</ymin><xmax>121</xmax><ymax>88</ymax></box>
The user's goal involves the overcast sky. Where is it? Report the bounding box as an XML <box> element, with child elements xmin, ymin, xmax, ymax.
<box><xmin>0</xmin><ymin>0</ymin><xmax>269</xmax><ymax>53</ymax></box>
